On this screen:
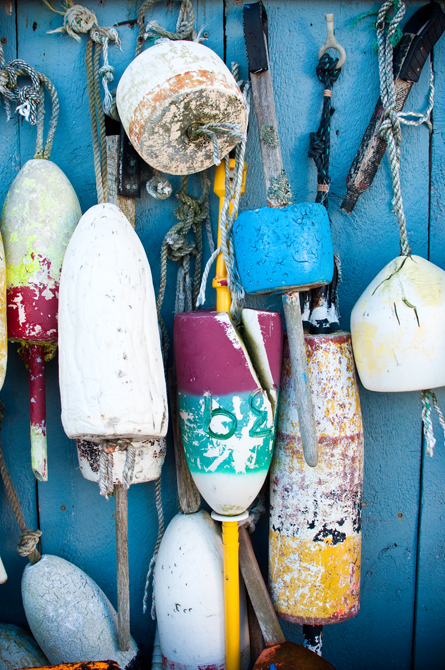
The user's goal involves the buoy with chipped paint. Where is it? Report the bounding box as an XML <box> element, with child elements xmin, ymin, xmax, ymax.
<box><xmin>154</xmin><ymin>510</ymin><xmax>250</xmax><ymax>670</ymax></box>
<box><xmin>59</xmin><ymin>203</ymin><xmax>168</xmax><ymax>443</ymax></box>
<box><xmin>0</xmin><ymin>159</ymin><xmax>81</xmax><ymax>481</ymax></box>
<box><xmin>22</xmin><ymin>554</ymin><xmax>139</xmax><ymax>668</ymax></box>
<box><xmin>116</xmin><ymin>40</ymin><xmax>247</xmax><ymax>175</ymax></box>
<box><xmin>269</xmin><ymin>331</ymin><xmax>364</xmax><ymax>625</ymax></box>
<box><xmin>0</xmin><ymin>622</ymin><xmax>49</xmax><ymax>670</ymax></box>
<box><xmin>351</xmin><ymin>254</ymin><xmax>445</xmax><ymax>392</ymax></box>
<box><xmin>174</xmin><ymin>308</ymin><xmax>282</xmax><ymax>516</ymax></box>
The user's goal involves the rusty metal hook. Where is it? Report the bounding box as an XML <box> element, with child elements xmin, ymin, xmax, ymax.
<box><xmin>318</xmin><ymin>13</ymin><xmax>346</xmax><ymax>69</ymax></box>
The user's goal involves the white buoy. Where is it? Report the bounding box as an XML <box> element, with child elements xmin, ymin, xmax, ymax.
<box><xmin>22</xmin><ymin>554</ymin><xmax>139</xmax><ymax>667</ymax></box>
<box><xmin>59</xmin><ymin>203</ymin><xmax>168</xmax><ymax>441</ymax></box>
<box><xmin>154</xmin><ymin>511</ymin><xmax>250</xmax><ymax>669</ymax></box>
<box><xmin>0</xmin><ymin>623</ymin><xmax>48</xmax><ymax>670</ymax></box>
<box><xmin>351</xmin><ymin>255</ymin><xmax>445</xmax><ymax>392</ymax></box>
<box><xmin>0</xmin><ymin>554</ymin><xmax>7</xmax><ymax>584</ymax></box>
<box><xmin>117</xmin><ymin>40</ymin><xmax>247</xmax><ymax>175</ymax></box>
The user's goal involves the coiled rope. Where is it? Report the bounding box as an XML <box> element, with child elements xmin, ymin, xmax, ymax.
<box><xmin>0</xmin><ymin>401</ymin><xmax>41</xmax><ymax>565</ymax></box>
<box><xmin>376</xmin><ymin>0</ymin><xmax>444</xmax><ymax>457</ymax></box>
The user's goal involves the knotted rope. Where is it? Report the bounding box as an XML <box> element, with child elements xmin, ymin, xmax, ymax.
<box><xmin>308</xmin><ymin>53</ymin><xmax>341</xmax><ymax>208</ymax></box>
<box><xmin>376</xmin><ymin>0</ymin><xmax>444</xmax><ymax>457</ymax></box>
<box><xmin>188</xmin><ymin>122</ymin><xmax>245</xmax><ymax>167</ymax></box>
<box><xmin>196</xmin><ymin>75</ymin><xmax>250</xmax><ymax>323</ymax></box>
<box><xmin>157</xmin><ymin>171</ymin><xmax>211</xmax><ymax>358</ymax></box>
<box><xmin>0</xmin><ymin>60</ymin><xmax>59</xmax><ymax>159</ymax></box>
<box><xmin>0</xmin><ymin>401</ymin><xmax>41</xmax><ymax>565</ymax></box>
<box><xmin>136</xmin><ymin>0</ymin><xmax>204</xmax><ymax>57</ymax></box>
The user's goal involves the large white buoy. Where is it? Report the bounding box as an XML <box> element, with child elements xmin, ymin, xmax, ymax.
<box><xmin>117</xmin><ymin>40</ymin><xmax>247</xmax><ymax>175</ymax></box>
<box><xmin>22</xmin><ymin>555</ymin><xmax>139</xmax><ymax>667</ymax></box>
<box><xmin>0</xmin><ymin>623</ymin><xmax>48</xmax><ymax>670</ymax></box>
<box><xmin>59</xmin><ymin>203</ymin><xmax>168</xmax><ymax>441</ymax></box>
<box><xmin>154</xmin><ymin>511</ymin><xmax>250</xmax><ymax>669</ymax></box>
<box><xmin>351</xmin><ymin>255</ymin><xmax>445</xmax><ymax>392</ymax></box>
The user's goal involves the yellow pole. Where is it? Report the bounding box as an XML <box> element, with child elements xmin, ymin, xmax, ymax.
<box><xmin>211</xmin><ymin>159</ymin><xmax>247</xmax><ymax>670</ymax></box>
<box><xmin>212</xmin><ymin>160</ymin><xmax>247</xmax><ymax>313</ymax></box>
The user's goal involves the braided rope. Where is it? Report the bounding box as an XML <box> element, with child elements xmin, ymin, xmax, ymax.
<box><xmin>143</xmin><ymin>476</ymin><xmax>165</xmax><ymax>618</ymax></box>
<box><xmin>0</xmin><ymin>401</ymin><xmax>41</xmax><ymax>565</ymax></box>
<box><xmin>48</xmin><ymin>3</ymin><xmax>98</xmax><ymax>40</ymax></box>
<box><xmin>421</xmin><ymin>390</ymin><xmax>445</xmax><ymax>457</ymax></box>
<box><xmin>99</xmin><ymin>443</ymin><xmax>114</xmax><ymax>499</ymax></box>
<box><xmin>188</xmin><ymin>123</ymin><xmax>244</xmax><ymax>166</ymax></box>
<box><xmin>122</xmin><ymin>443</ymin><xmax>137</xmax><ymax>489</ymax></box>
<box><xmin>308</xmin><ymin>53</ymin><xmax>341</xmax><ymax>208</ymax></box>
<box><xmin>86</xmin><ymin>39</ymin><xmax>105</xmax><ymax>203</ymax></box>
<box><xmin>0</xmin><ymin>60</ymin><xmax>59</xmax><ymax>159</ymax></box>
<box><xmin>136</xmin><ymin>0</ymin><xmax>201</xmax><ymax>57</ymax></box>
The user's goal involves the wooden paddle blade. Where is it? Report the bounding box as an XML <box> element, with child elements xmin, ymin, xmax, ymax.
<box><xmin>253</xmin><ymin>641</ymin><xmax>335</xmax><ymax>670</ymax></box>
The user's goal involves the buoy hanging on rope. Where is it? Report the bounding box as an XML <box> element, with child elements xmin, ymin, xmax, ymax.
<box><xmin>269</xmin><ymin>331</ymin><xmax>364</xmax><ymax>625</ymax></box>
<box><xmin>59</xmin><ymin>203</ymin><xmax>167</xmax><ymax>442</ymax></box>
<box><xmin>117</xmin><ymin>40</ymin><xmax>247</xmax><ymax>175</ymax></box>
<box><xmin>351</xmin><ymin>255</ymin><xmax>445</xmax><ymax>392</ymax></box>
<box><xmin>154</xmin><ymin>511</ymin><xmax>250</xmax><ymax>670</ymax></box>
<box><xmin>22</xmin><ymin>555</ymin><xmax>139</xmax><ymax>668</ymax></box>
<box><xmin>0</xmin><ymin>60</ymin><xmax>81</xmax><ymax>482</ymax></box>
<box><xmin>0</xmin><ymin>623</ymin><xmax>49</xmax><ymax>670</ymax></box>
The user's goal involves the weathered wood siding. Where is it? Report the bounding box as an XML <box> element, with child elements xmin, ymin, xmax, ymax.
<box><xmin>0</xmin><ymin>2</ymin><xmax>443</xmax><ymax>668</ymax></box>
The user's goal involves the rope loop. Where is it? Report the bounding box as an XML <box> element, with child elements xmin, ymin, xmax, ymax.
<box><xmin>17</xmin><ymin>529</ymin><xmax>42</xmax><ymax>559</ymax></box>
<box><xmin>187</xmin><ymin>122</ymin><xmax>244</xmax><ymax>166</ymax></box>
<box><xmin>48</xmin><ymin>4</ymin><xmax>98</xmax><ymax>40</ymax></box>
<box><xmin>136</xmin><ymin>0</ymin><xmax>205</xmax><ymax>56</ymax></box>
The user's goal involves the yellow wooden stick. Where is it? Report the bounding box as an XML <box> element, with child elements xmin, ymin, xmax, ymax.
<box><xmin>212</xmin><ymin>159</ymin><xmax>247</xmax><ymax>313</ymax></box>
<box><xmin>212</xmin><ymin>159</ymin><xmax>247</xmax><ymax>670</ymax></box>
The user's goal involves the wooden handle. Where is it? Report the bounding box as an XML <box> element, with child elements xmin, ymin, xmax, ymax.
<box><xmin>239</xmin><ymin>525</ymin><xmax>285</xmax><ymax>647</ymax></box>
<box><xmin>115</xmin><ymin>484</ymin><xmax>130</xmax><ymax>651</ymax></box>
<box><xmin>282</xmin><ymin>293</ymin><xmax>318</xmax><ymax>467</ymax></box>
<box><xmin>250</xmin><ymin>71</ymin><xmax>284</xmax><ymax>208</ymax></box>
<box><xmin>168</xmin><ymin>369</ymin><xmax>201</xmax><ymax>514</ymax></box>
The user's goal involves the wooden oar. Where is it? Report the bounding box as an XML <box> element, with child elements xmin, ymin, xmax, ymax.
<box><xmin>239</xmin><ymin>527</ymin><xmax>335</xmax><ymax>669</ymax></box>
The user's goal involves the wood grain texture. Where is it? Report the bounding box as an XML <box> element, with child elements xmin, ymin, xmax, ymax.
<box><xmin>0</xmin><ymin>2</ymin><xmax>443</xmax><ymax>668</ymax></box>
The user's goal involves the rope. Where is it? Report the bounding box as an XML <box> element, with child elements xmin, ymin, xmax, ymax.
<box><xmin>122</xmin><ymin>443</ymin><xmax>136</xmax><ymax>489</ymax></box>
<box><xmin>376</xmin><ymin>2</ymin><xmax>444</xmax><ymax>456</ymax></box>
<box><xmin>48</xmin><ymin>3</ymin><xmax>98</xmax><ymax>40</ymax></box>
<box><xmin>421</xmin><ymin>390</ymin><xmax>445</xmax><ymax>458</ymax></box>
<box><xmin>0</xmin><ymin>400</ymin><xmax>41</xmax><ymax>565</ymax></box>
<box><xmin>196</xmin><ymin>80</ymin><xmax>251</xmax><ymax>322</ymax></box>
<box><xmin>136</xmin><ymin>0</ymin><xmax>204</xmax><ymax>57</ymax></box>
<box><xmin>156</xmin><ymin>171</ymin><xmax>210</xmax><ymax>358</ymax></box>
<box><xmin>187</xmin><ymin>122</ymin><xmax>244</xmax><ymax>166</ymax></box>
<box><xmin>308</xmin><ymin>53</ymin><xmax>341</xmax><ymax>208</ymax></box>
<box><xmin>99</xmin><ymin>442</ymin><xmax>114</xmax><ymax>499</ymax></box>
<box><xmin>143</xmin><ymin>476</ymin><xmax>164</xmax><ymax>618</ymax></box>
<box><xmin>0</xmin><ymin>60</ymin><xmax>59</xmax><ymax>159</ymax></box>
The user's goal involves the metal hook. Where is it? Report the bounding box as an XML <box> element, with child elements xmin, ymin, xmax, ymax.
<box><xmin>318</xmin><ymin>13</ymin><xmax>346</xmax><ymax>70</ymax></box>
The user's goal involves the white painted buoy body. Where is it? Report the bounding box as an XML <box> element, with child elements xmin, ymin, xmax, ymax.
<box><xmin>351</xmin><ymin>255</ymin><xmax>445</xmax><ymax>392</ymax></box>
<box><xmin>154</xmin><ymin>511</ymin><xmax>250</xmax><ymax>669</ymax></box>
<box><xmin>22</xmin><ymin>554</ymin><xmax>139</xmax><ymax>667</ymax></box>
<box><xmin>0</xmin><ymin>623</ymin><xmax>49</xmax><ymax>670</ymax></box>
<box><xmin>117</xmin><ymin>40</ymin><xmax>247</xmax><ymax>175</ymax></box>
<box><xmin>59</xmin><ymin>203</ymin><xmax>168</xmax><ymax>441</ymax></box>
<box><xmin>269</xmin><ymin>332</ymin><xmax>364</xmax><ymax>625</ymax></box>
<box><xmin>76</xmin><ymin>437</ymin><xmax>166</xmax><ymax>484</ymax></box>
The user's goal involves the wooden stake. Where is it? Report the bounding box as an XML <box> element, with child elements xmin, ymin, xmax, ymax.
<box><xmin>115</xmin><ymin>484</ymin><xmax>130</xmax><ymax>652</ymax></box>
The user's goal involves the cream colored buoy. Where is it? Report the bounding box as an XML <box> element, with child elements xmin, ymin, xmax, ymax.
<box><xmin>0</xmin><ymin>554</ymin><xmax>6</xmax><ymax>584</ymax></box>
<box><xmin>59</xmin><ymin>203</ymin><xmax>168</xmax><ymax>441</ymax></box>
<box><xmin>154</xmin><ymin>511</ymin><xmax>250</xmax><ymax>669</ymax></box>
<box><xmin>351</xmin><ymin>255</ymin><xmax>445</xmax><ymax>392</ymax></box>
<box><xmin>116</xmin><ymin>40</ymin><xmax>247</xmax><ymax>175</ymax></box>
<box><xmin>22</xmin><ymin>554</ymin><xmax>139</xmax><ymax>667</ymax></box>
<box><xmin>0</xmin><ymin>623</ymin><xmax>49</xmax><ymax>670</ymax></box>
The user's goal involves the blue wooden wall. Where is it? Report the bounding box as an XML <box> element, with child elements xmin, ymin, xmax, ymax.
<box><xmin>0</xmin><ymin>1</ymin><xmax>443</xmax><ymax>668</ymax></box>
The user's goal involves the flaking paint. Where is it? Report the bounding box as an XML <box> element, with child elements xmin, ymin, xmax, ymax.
<box><xmin>269</xmin><ymin>332</ymin><xmax>363</xmax><ymax>624</ymax></box>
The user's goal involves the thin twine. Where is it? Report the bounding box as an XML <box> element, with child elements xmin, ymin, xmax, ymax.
<box><xmin>0</xmin><ymin>60</ymin><xmax>59</xmax><ymax>159</ymax></box>
<box><xmin>143</xmin><ymin>476</ymin><xmax>164</xmax><ymax>618</ymax></box>
<box><xmin>377</xmin><ymin>1</ymin><xmax>443</xmax><ymax>457</ymax></box>
<box><xmin>0</xmin><ymin>401</ymin><xmax>41</xmax><ymax>565</ymax></box>
<box><xmin>196</xmin><ymin>78</ymin><xmax>251</xmax><ymax>322</ymax></box>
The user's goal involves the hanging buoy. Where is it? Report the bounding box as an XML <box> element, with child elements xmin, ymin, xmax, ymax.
<box><xmin>22</xmin><ymin>554</ymin><xmax>139</xmax><ymax>667</ymax></box>
<box><xmin>116</xmin><ymin>40</ymin><xmax>247</xmax><ymax>175</ymax></box>
<box><xmin>351</xmin><ymin>255</ymin><xmax>445</xmax><ymax>392</ymax></box>
<box><xmin>269</xmin><ymin>332</ymin><xmax>364</xmax><ymax>624</ymax></box>
<box><xmin>0</xmin><ymin>623</ymin><xmax>49</xmax><ymax>670</ymax></box>
<box><xmin>174</xmin><ymin>308</ymin><xmax>282</xmax><ymax>515</ymax></box>
<box><xmin>59</xmin><ymin>202</ymin><xmax>168</xmax><ymax>441</ymax></box>
<box><xmin>0</xmin><ymin>159</ymin><xmax>81</xmax><ymax>481</ymax></box>
<box><xmin>154</xmin><ymin>510</ymin><xmax>250</xmax><ymax>670</ymax></box>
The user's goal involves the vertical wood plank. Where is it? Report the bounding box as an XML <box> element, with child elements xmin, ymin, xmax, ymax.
<box><xmin>413</xmin><ymin>30</ymin><xmax>445</xmax><ymax>669</ymax></box>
